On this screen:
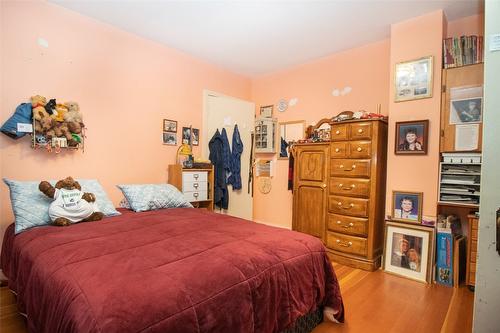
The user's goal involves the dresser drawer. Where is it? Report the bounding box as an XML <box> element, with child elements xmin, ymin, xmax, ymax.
<box><xmin>182</xmin><ymin>181</ymin><xmax>208</xmax><ymax>192</ymax></box>
<box><xmin>327</xmin><ymin>214</ymin><xmax>368</xmax><ymax>237</ymax></box>
<box><xmin>349</xmin><ymin>141</ymin><xmax>372</xmax><ymax>159</ymax></box>
<box><xmin>329</xmin><ymin>177</ymin><xmax>370</xmax><ymax>197</ymax></box>
<box><xmin>349</xmin><ymin>122</ymin><xmax>372</xmax><ymax>140</ymax></box>
<box><xmin>330</xmin><ymin>124</ymin><xmax>348</xmax><ymax>141</ymax></box>
<box><xmin>183</xmin><ymin>190</ymin><xmax>208</xmax><ymax>202</ymax></box>
<box><xmin>327</xmin><ymin>231</ymin><xmax>367</xmax><ymax>256</ymax></box>
<box><xmin>182</xmin><ymin>171</ymin><xmax>208</xmax><ymax>182</ymax></box>
<box><xmin>330</xmin><ymin>142</ymin><xmax>348</xmax><ymax>158</ymax></box>
<box><xmin>328</xmin><ymin>195</ymin><xmax>369</xmax><ymax>217</ymax></box>
<box><xmin>330</xmin><ymin>159</ymin><xmax>371</xmax><ymax>178</ymax></box>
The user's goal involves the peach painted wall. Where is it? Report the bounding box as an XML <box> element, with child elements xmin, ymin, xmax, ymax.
<box><xmin>385</xmin><ymin>11</ymin><xmax>445</xmax><ymax>221</ymax></box>
<box><xmin>0</xmin><ymin>1</ymin><xmax>251</xmax><ymax>237</ymax></box>
<box><xmin>447</xmin><ymin>14</ymin><xmax>484</xmax><ymax>38</ymax></box>
<box><xmin>251</xmin><ymin>39</ymin><xmax>391</xmax><ymax>228</ymax></box>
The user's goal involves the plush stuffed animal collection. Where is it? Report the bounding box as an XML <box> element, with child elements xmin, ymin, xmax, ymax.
<box><xmin>39</xmin><ymin>176</ymin><xmax>104</xmax><ymax>226</ymax></box>
<box><xmin>30</xmin><ymin>95</ymin><xmax>84</xmax><ymax>150</ymax></box>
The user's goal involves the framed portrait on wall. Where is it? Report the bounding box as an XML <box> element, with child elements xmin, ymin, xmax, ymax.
<box><xmin>394</xmin><ymin>56</ymin><xmax>433</xmax><ymax>102</ymax></box>
<box><xmin>163</xmin><ymin>119</ymin><xmax>177</xmax><ymax>132</ymax></box>
<box><xmin>192</xmin><ymin>128</ymin><xmax>199</xmax><ymax>146</ymax></box>
<box><xmin>392</xmin><ymin>191</ymin><xmax>423</xmax><ymax>223</ymax></box>
<box><xmin>395</xmin><ymin>120</ymin><xmax>429</xmax><ymax>155</ymax></box>
<box><xmin>260</xmin><ymin>105</ymin><xmax>273</xmax><ymax>118</ymax></box>
<box><xmin>162</xmin><ymin>132</ymin><xmax>177</xmax><ymax>145</ymax></box>
<box><xmin>182</xmin><ymin>127</ymin><xmax>191</xmax><ymax>145</ymax></box>
<box><xmin>383</xmin><ymin>221</ymin><xmax>435</xmax><ymax>283</ymax></box>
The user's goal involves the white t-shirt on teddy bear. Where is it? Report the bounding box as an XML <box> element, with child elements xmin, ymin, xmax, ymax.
<box><xmin>49</xmin><ymin>188</ymin><xmax>98</xmax><ymax>223</ymax></box>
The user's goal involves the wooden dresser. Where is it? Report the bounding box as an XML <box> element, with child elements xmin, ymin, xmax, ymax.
<box><xmin>466</xmin><ymin>214</ymin><xmax>479</xmax><ymax>287</ymax></box>
<box><xmin>292</xmin><ymin>119</ymin><xmax>387</xmax><ymax>271</ymax></box>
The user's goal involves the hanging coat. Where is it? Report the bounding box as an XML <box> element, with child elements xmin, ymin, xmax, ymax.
<box><xmin>228</xmin><ymin>124</ymin><xmax>244</xmax><ymax>190</ymax></box>
<box><xmin>220</xmin><ymin>128</ymin><xmax>232</xmax><ymax>182</ymax></box>
<box><xmin>209</xmin><ymin>129</ymin><xmax>229</xmax><ymax>209</ymax></box>
<box><xmin>280</xmin><ymin>137</ymin><xmax>289</xmax><ymax>158</ymax></box>
<box><xmin>0</xmin><ymin>103</ymin><xmax>33</xmax><ymax>139</ymax></box>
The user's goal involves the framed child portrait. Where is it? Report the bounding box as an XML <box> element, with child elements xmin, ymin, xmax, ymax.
<box><xmin>395</xmin><ymin>120</ymin><xmax>429</xmax><ymax>155</ymax></box>
<box><xmin>162</xmin><ymin>132</ymin><xmax>177</xmax><ymax>146</ymax></box>
<box><xmin>394</xmin><ymin>56</ymin><xmax>433</xmax><ymax>102</ymax></box>
<box><xmin>392</xmin><ymin>191</ymin><xmax>423</xmax><ymax>223</ymax></box>
<box><xmin>383</xmin><ymin>221</ymin><xmax>435</xmax><ymax>283</ymax></box>
<box><xmin>163</xmin><ymin>119</ymin><xmax>177</xmax><ymax>132</ymax></box>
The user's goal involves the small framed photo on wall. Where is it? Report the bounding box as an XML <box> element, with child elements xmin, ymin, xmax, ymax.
<box><xmin>163</xmin><ymin>119</ymin><xmax>177</xmax><ymax>132</ymax></box>
<box><xmin>192</xmin><ymin>128</ymin><xmax>199</xmax><ymax>146</ymax></box>
<box><xmin>394</xmin><ymin>56</ymin><xmax>433</xmax><ymax>102</ymax></box>
<box><xmin>163</xmin><ymin>132</ymin><xmax>177</xmax><ymax>145</ymax></box>
<box><xmin>392</xmin><ymin>191</ymin><xmax>423</xmax><ymax>223</ymax></box>
<box><xmin>383</xmin><ymin>221</ymin><xmax>435</xmax><ymax>283</ymax></box>
<box><xmin>395</xmin><ymin>120</ymin><xmax>429</xmax><ymax>155</ymax></box>
<box><xmin>182</xmin><ymin>127</ymin><xmax>191</xmax><ymax>144</ymax></box>
<box><xmin>260</xmin><ymin>105</ymin><xmax>273</xmax><ymax>118</ymax></box>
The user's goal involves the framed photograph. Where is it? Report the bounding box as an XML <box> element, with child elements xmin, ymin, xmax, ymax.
<box><xmin>394</xmin><ymin>56</ymin><xmax>433</xmax><ymax>102</ymax></box>
<box><xmin>192</xmin><ymin>128</ymin><xmax>199</xmax><ymax>146</ymax></box>
<box><xmin>450</xmin><ymin>97</ymin><xmax>482</xmax><ymax>124</ymax></box>
<box><xmin>182</xmin><ymin>127</ymin><xmax>191</xmax><ymax>145</ymax></box>
<box><xmin>395</xmin><ymin>120</ymin><xmax>429</xmax><ymax>155</ymax></box>
<box><xmin>260</xmin><ymin>105</ymin><xmax>273</xmax><ymax>118</ymax></box>
<box><xmin>162</xmin><ymin>132</ymin><xmax>177</xmax><ymax>145</ymax></box>
<box><xmin>163</xmin><ymin>119</ymin><xmax>177</xmax><ymax>132</ymax></box>
<box><xmin>392</xmin><ymin>191</ymin><xmax>423</xmax><ymax>223</ymax></box>
<box><xmin>383</xmin><ymin>221</ymin><xmax>435</xmax><ymax>283</ymax></box>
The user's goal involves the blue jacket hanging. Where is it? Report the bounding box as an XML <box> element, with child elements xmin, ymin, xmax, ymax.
<box><xmin>228</xmin><ymin>124</ymin><xmax>244</xmax><ymax>190</ymax></box>
<box><xmin>220</xmin><ymin>128</ymin><xmax>232</xmax><ymax>182</ymax></box>
<box><xmin>209</xmin><ymin>129</ymin><xmax>229</xmax><ymax>209</ymax></box>
<box><xmin>1</xmin><ymin>103</ymin><xmax>33</xmax><ymax>139</ymax></box>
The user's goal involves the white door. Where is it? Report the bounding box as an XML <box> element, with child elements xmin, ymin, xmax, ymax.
<box><xmin>203</xmin><ymin>90</ymin><xmax>254</xmax><ymax>220</ymax></box>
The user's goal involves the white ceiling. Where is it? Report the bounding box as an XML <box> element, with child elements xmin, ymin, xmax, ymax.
<box><xmin>50</xmin><ymin>0</ymin><xmax>483</xmax><ymax>77</ymax></box>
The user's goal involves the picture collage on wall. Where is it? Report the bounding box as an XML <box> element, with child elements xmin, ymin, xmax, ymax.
<box><xmin>162</xmin><ymin>119</ymin><xmax>199</xmax><ymax>146</ymax></box>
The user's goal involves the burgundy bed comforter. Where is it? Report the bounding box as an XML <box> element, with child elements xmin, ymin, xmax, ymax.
<box><xmin>1</xmin><ymin>208</ymin><xmax>343</xmax><ymax>333</ymax></box>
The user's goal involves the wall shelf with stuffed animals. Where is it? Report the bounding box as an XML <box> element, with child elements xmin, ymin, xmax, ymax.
<box><xmin>1</xmin><ymin>95</ymin><xmax>86</xmax><ymax>153</ymax></box>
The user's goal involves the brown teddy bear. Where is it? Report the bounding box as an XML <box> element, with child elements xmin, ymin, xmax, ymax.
<box><xmin>64</xmin><ymin>101</ymin><xmax>84</xmax><ymax>134</ymax></box>
<box><xmin>39</xmin><ymin>177</ymin><xmax>104</xmax><ymax>226</ymax></box>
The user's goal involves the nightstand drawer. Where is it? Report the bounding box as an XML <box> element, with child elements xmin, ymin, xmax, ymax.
<box><xmin>184</xmin><ymin>190</ymin><xmax>208</xmax><ymax>202</ymax></box>
<box><xmin>183</xmin><ymin>181</ymin><xmax>208</xmax><ymax>192</ymax></box>
<box><xmin>327</xmin><ymin>231</ymin><xmax>367</xmax><ymax>256</ymax></box>
<box><xmin>182</xmin><ymin>171</ymin><xmax>208</xmax><ymax>182</ymax></box>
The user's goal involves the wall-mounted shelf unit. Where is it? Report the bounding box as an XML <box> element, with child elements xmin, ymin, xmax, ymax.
<box><xmin>254</xmin><ymin>117</ymin><xmax>277</xmax><ymax>153</ymax></box>
<box><xmin>438</xmin><ymin>153</ymin><xmax>481</xmax><ymax>208</ymax></box>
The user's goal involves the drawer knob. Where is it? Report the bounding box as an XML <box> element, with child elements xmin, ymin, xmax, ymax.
<box><xmin>336</xmin><ymin>239</ymin><xmax>353</xmax><ymax>247</ymax></box>
<box><xmin>335</xmin><ymin>148</ymin><xmax>340</xmax><ymax>152</ymax></box>
<box><xmin>193</xmin><ymin>193</ymin><xmax>199</xmax><ymax>198</ymax></box>
<box><xmin>357</xmin><ymin>147</ymin><xmax>362</xmax><ymax>152</ymax></box>
<box><xmin>193</xmin><ymin>183</ymin><xmax>199</xmax><ymax>188</ymax></box>
<box><xmin>338</xmin><ymin>183</ymin><xmax>343</xmax><ymax>187</ymax></box>
<box><xmin>342</xmin><ymin>222</ymin><xmax>355</xmax><ymax>229</ymax></box>
<box><xmin>358</xmin><ymin>129</ymin><xmax>363</xmax><ymax>133</ymax></box>
<box><xmin>335</xmin><ymin>130</ymin><xmax>340</xmax><ymax>135</ymax></box>
<box><xmin>194</xmin><ymin>174</ymin><xmax>199</xmax><ymax>179</ymax></box>
<box><xmin>352</xmin><ymin>164</ymin><xmax>356</xmax><ymax>169</ymax></box>
<box><xmin>339</xmin><ymin>164</ymin><xmax>344</xmax><ymax>169</ymax></box>
<box><xmin>321</xmin><ymin>183</ymin><xmax>327</xmax><ymax>188</ymax></box>
<box><xmin>336</xmin><ymin>220</ymin><xmax>342</xmax><ymax>224</ymax></box>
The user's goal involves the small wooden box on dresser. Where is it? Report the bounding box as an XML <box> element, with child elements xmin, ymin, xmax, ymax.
<box><xmin>168</xmin><ymin>164</ymin><xmax>214</xmax><ymax>211</ymax></box>
<box><xmin>292</xmin><ymin>119</ymin><xmax>387</xmax><ymax>271</ymax></box>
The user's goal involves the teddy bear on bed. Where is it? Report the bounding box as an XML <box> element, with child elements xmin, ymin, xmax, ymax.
<box><xmin>39</xmin><ymin>176</ymin><xmax>104</xmax><ymax>226</ymax></box>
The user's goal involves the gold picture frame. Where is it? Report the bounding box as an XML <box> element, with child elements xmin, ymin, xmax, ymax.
<box><xmin>260</xmin><ymin>105</ymin><xmax>273</xmax><ymax>118</ymax></box>
<box><xmin>383</xmin><ymin>221</ymin><xmax>435</xmax><ymax>283</ymax></box>
<box><xmin>394</xmin><ymin>56</ymin><xmax>433</xmax><ymax>102</ymax></box>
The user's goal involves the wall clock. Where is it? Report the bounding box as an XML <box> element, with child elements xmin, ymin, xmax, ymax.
<box><xmin>258</xmin><ymin>177</ymin><xmax>272</xmax><ymax>194</ymax></box>
<box><xmin>277</xmin><ymin>99</ymin><xmax>288</xmax><ymax>112</ymax></box>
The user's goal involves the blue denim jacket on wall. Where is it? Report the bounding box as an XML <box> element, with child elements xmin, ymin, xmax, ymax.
<box><xmin>228</xmin><ymin>125</ymin><xmax>243</xmax><ymax>190</ymax></box>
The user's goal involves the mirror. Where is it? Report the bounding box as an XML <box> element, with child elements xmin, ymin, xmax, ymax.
<box><xmin>279</xmin><ymin>120</ymin><xmax>305</xmax><ymax>159</ymax></box>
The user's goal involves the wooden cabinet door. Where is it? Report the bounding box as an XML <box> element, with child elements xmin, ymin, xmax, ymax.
<box><xmin>441</xmin><ymin>64</ymin><xmax>484</xmax><ymax>152</ymax></box>
<box><xmin>293</xmin><ymin>144</ymin><xmax>329</xmax><ymax>240</ymax></box>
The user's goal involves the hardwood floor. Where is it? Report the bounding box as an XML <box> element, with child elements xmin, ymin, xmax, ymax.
<box><xmin>0</xmin><ymin>262</ymin><xmax>474</xmax><ymax>333</ymax></box>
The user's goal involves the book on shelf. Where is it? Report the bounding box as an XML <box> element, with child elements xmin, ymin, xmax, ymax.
<box><xmin>443</xmin><ymin>35</ymin><xmax>483</xmax><ymax>69</ymax></box>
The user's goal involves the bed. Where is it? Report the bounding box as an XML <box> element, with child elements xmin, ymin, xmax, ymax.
<box><xmin>1</xmin><ymin>207</ymin><xmax>344</xmax><ymax>333</ymax></box>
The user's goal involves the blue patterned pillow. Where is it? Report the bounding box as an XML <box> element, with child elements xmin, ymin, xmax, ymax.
<box><xmin>116</xmin><ymin>184</ymin><xmax>193</xmax><ymax>212</ymax></box>
<box><xmin>3</xmin><ymin>179</ymin><xmax>120</xmax><ymax>234</ymax></box>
